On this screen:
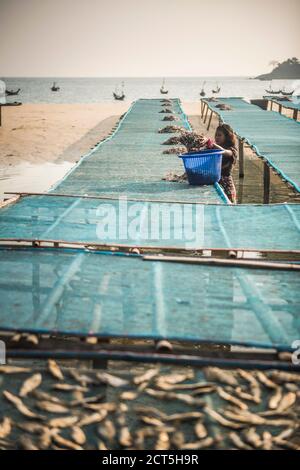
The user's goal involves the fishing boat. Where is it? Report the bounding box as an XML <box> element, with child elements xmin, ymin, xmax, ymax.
<box><xmin>5</xmin><ymin>88</ymin><xmax>21</xmax><ymax>96</ymax></box>
<box><xmin>160</xmin><ymin>78</ymin><xmax>168</xmax><ymax>94</ymax></box>
<box><xmin>113</xmin><ymin>81</ymin><xmax>125</xmax><ymax>100</ymax></box>
<box><xmin>265</xmin><ymin>81</ymin><xmax>280</xmax><ymax>94</ymax></box>
<box><xmin>212</xmin><ymin>83</ymin><xmax>221</xmax><ymax>94</ymax></box>
<box><xmin>200</xmin><ymin>81</ymin><xmax>206</xmax><ymax>97</ymax></box>
<box><xmin>280</xmin><ymin>87</ymin><xmax>294</xmax><ymax>96</ymax></box>
<box><xmin>51</xmin><ymin>82</ymin><xmax>60</xmax><ymax>92</ymax></box>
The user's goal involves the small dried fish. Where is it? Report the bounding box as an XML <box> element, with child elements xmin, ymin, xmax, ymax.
<box><xmin>155</xmin><ymin>431</ymin><xmax>170</xmax><ymax>450</ymax></box>
<box><xmin>261</xmin><ymin>431</ymin><xmax>273</xmax><ymax>450</ymax></box>
<box><xmin>26</xmin><ymin>334</ymin><xmax>39</xmax><ymax>345</ymax></box>
<box><xmin>243</xmin><ymin>427</ymin><xmax>262</xmax><ymax>448</ymax></box>
<box><xmin>140</xmin><ymin>416</ymin><xmax>165</xmax><ymax>427</ymax></box>
<box><xmin>256</xmin><ymin>371</ymin><xmax>277</xmax><ymax>389</ymax></box>
<box><xmin>119</xmin><ymin>426</ymin><xmax>132</xmax><ymax>447</ymax></box>
<box><xmin>229</xmin><ymin>432</ymin><xmax>252</xmax><ymax>450</ymax></box>
<box><xmin>165</xmin><ymin>411</ymin><xmax>203</xmax><ymax>422</ymax></box>
<box><xmin>204</xmin><ymin>407</ymin><xmax>243</xmax><ymax>429</ymax></box>
<box><xmin>234</xmin><ymin>387</ymin><xmax>258</xmax><ymax>403</ymax></box>
<box><xmin>77</xmin><ymin>410</ymin><xmax>107</xmax><ymax>427</ymax></box>
<box><xmin>48</xmin><ymin>416</ymin><xmax>79</xmax><ymax>429</ymax></box>
<box><xmin>0</xmin><ymin>417</ymin><xmax>11</xmax><ymax>439</ymax></box>
<box><xmin>265</xmin><ymin>391</ymin><xmax>296</xmax><ymax>415</ymax></box>
<box><xmin>19</xmin><ymin>435</ymin><xmax>39</xmax><ymax>450</ymax></box>
<box><xmin>145</xmin><ymin>388</ymin><xmax>204</xmax><ymax>406</ymax></box>
<box><xmin>38</xmin><ymin>428</ymin><xmax>58</xmax><ymax>449</ymax></box>
<box><xmin>96</xmin><ymin>372</ymin><xmax>128</xmax><ymax>388</ymax></box>
<box><xmin>19</xmin><ymin>373</ymin><xmax>42</xmax><ymax>397</ymax></box>
<box><xmin>17</xmin><ymin>422</ymin><xmax>47</xmax><ymax>434</ymax></box>
<box><xmin>268</xmin><ymin>387</ymin><xmax>283</xmax><ymax>409</ymax></box>
<box><xmin>162</xmin><ymin>146</ymin><xmax>186</xmax><ymax>154</ymax></box>
<box><xmin>133</xmin><ymin>368</ymin><xmax>159</xmax><ymax>385</ymax></box>
<box><xmin>71</xmin><ymin>426</ymin><xmax>86</xmax><ymax>445</ymax></box>
<box><xmin>3</xmin><ymin>390</ymin><xmax>44</xmax><ymax>420</ymax></box>
<box><xmin>163</xmin><ymin>136</ymin><xmax>182</xmax><ymax>145</ymax></box>
<box><xmin>120</xmin><ymin>391</ymin><xmax>138</xmax><ymax>401</ymax></box>
<box><xmin>223</xmin><ymin>409</ymin><xmax>265</xmax><ymax>425</ymax></box>
<box><xmin>156</xmin><ymin>378</ymin><xmax>212</xmax><ymax>391</ymax></box>
<box><xmin>182</xmin><ymin>437</ymin><xmax>214</xmax><ymax>450</ymax></box>
<box><xmin>162</xmin><ymin>172</ymin><xmax>187</xmax><ymax>182</ymax></box>
<box><xmin>170</xmin><ymin>431</ymin><xmax>185</xmax><ymax>449</ymax></box>
<box><xmin>133</xmin><ymin>404</ymin><xmax>167</xmax><ymax>420</ymax></box>
<box><xmin>97</xmin><ymin>419</ymin><xmax>116</xmax><ymax>443</ymax></box>
<box><xmin>195</xmin><ymin>420</ymin><xmax>208</xmax><ymax>439</ymax></box>
<box><xmin>284</xmin><ymin>383</ymin><xmax>298</xmax><ymax>392</ymax></box>
<box><xmin>48</xmin><ymin>359</ymin><xmax>64</xmax><ymax>381</ymax></box>
<box><xmin>275</xmin><ymin>439</ymin><xmax>300</xmax><ymax>450</ymax></box>
<box><xmin>238</xmin><ymin>369</ymin><xmax>261</xmax><ymax>403</ymax></box>
<box><xmin>83</xmin><ymin>402</ymin><xmax>117</xmax><ymax>412</ymax></box>
<box><xmin>36</xmin><ymin>401</ymin><xmax>69</xmax><ymax>414</ymax></box>
<box><xmin>158</xmin><ymin>125</ymin><xmax>185</xmax><ymax>134</ymax></box>
<box><xmin>69</xmin><ymin>370</ymin><xmax>97</xmax><ymax>386</ymax></box>
<box><xmin>33</xmin><ymin>389</ymin><xmax>65</xmax><ymax>404</ymax></box>
<box><xmin>0</xmin><ymin>365</ymin><xmax>31</xmax><ymax>374</ymax></box>
<box><xmin>162</xmin><ymin>115</ymin><xmax>178</xmax><ymax>121</ymax></box>
<box><xmin>273</xmin><ymin>427</ymin><xmax>296</xmax><ymax>442</ymax></box>
<box><xmin>70</xmin><ymin>394</ymin><xmax>105</xmax><ymax>407</ymax></box>
<box><xmin>53</xmin><ymin>433</ymin><xmax>83</xmax><ymax>450</ymax></box>
<box><xmin>52</xmin><ymin>383</ymin><xmax>88</xmax><ymax>392</ymax></box>
<box><xmin>98</xmin><ymin>440</ymin><xmax>108</xmax><ymax>450</ymax></box>
<box><xmin>268</xmin><ymin>371</ymin><xmax>300</xmax><ymax>383</ymax></box>
<box><xmin>217</xmin><ymin>387</ymin><xmax>248</xmax><ymax>410</ymax></box>
<box><xmin>203</xmin><ymin>367</ymin><xmax>238</xmax><ymax>386</ymax></box>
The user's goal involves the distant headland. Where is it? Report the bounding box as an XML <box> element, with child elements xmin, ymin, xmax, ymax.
<box><xmin>255</xmin><ymin>58</ymin><xmax>300</xmax><ymax>80</ymax></box>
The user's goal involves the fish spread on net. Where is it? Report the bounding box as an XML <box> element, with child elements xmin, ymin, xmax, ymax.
<box><xmin>216</xmin><ymin>104</ymin><xmax>233</xmax><ymax>111</ymax></box>
<box><xmin>158</xmin><ymin>125</ymin><xmax>185</xmax><ymax>133</ymax></box>
<box><xmin>162</xmin><ymin>115</ymin><xmax>178</xmax><ymax>121</ymax></box>
<box><xmin>162</xmin><ymin>147</ymin><xmax>186</xmax><ymax>155</ymax></box>
<box><xmin>178</xmin><ymin>131</ymin><xmax>206</xmax><ymax>152</ymax></box>
<box><xmin>159</xmin><ymin>109</ymin><xmax>174</xmax><ymax>114</ymax></box>
<box><xmin>162</xmin><ymin>172</ymin><xmax>187</xmax><ymax>182</ymax></box>
<box><xmin>162</xmin><ymin>136</ymin><xmax>183</xmax><ymax>145</ymax></box>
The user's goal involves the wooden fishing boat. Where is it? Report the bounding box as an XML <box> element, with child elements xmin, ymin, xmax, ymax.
<box><xmin>5</xmin><ymin>88</ymin><xmax>21</xmax><ymax>96</ymax></box>
<box><xmin>51</xmin><ymin>82</ymin><xmax>60</xmax><ymax>92</ymax></box>
<box><xmin>200</xmin><ymin>81</ymin><xmax>206</xmax><ymax>97</ymax></box>
<box><xmin>160</xmin><ymin>78</ymin><xmax>168</xmax><ymax>94</ymax></box>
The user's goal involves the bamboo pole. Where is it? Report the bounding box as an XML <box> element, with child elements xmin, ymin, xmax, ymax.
<box><xmin>143</xmin><ymin>254</ymin><xmax>300</xmax><ymax>271</ymax></box>
<box><xmin>263</xmin><ymin>161</ymin><xmax>271</xmax><ymax>204</ymax></box>
<box><xmin>207</xmin><ymin>109</ymin><xmax>213</xmax><ymax>131</ymax></box>
<box><xmin>204</xmin><ymin>104</ymin><xmax>209</xmax><ymax>123</ymax></box>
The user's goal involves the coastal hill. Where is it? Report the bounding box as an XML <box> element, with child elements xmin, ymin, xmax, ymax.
<box><xmin>255</xmin><ymin>57</ymin><xmax>300</xmax><ymax>80</ymax></box>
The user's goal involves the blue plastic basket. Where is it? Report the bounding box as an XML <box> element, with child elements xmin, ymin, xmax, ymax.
<box><xmin>179</xmin><ymin>149</ymin><xmax>223</xmax><ymax>185</ymax></box>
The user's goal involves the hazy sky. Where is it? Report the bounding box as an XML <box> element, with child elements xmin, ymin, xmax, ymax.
<box><xmin>1</xmin><ymin>0</ymin><xmax>299</xmax><ymax>77</ymax></box>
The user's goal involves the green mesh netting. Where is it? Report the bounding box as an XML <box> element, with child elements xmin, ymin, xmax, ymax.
<box><xmin>0</xmin><ymin>247</ymin><xmax>299</xmax><ymax>351</ymax></box>
<box><xmin>204</xmin><ymin>98</ymin><xmax>300</xmax><ymax>192</ymax></box>
<box><xmin>52</xmin><ymin>99</ymin><xmax>226</xmax><ymax>203</ymax></box>
<box><xmin>0</xmin><ymin>195</ymin><xmax>299</xmax><ymax>250</ymax></box>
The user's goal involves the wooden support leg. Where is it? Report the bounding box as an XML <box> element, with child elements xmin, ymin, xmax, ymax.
<box><xmin>238</xmin><ymin>138</ymin><xmax>244</xmax><ymax>178</ymax></box>
<box><xmin>293</xmin><ymin>109</ymin><xmax>298</xmax><ymax>121</ymax></box>
<box><xmin>201</xmin><ymin>102</ymin><xmax>206</xmax><ymax>119</ymax></box>
<box><xmin>204</xmin><ymin>105</ymin><xmax>209</xmax><ymax>123</ymax></box>
<box><xmin>270</xmin><ymin>101</ymin><xmax>273</xmax><ymax>111</ymax></box>
<box><xmin>278</xmin><ymin>104</ymin><xmax>282</xmax><ymax>115</ymax></box>
<box><xmin>92</xmin><ymin>338</ymin><xmax>110</xmax><ymax>369</ymax></box>
<box><xmin>0</xmin><ymin>106</ymin><xmax>2</xmax><ymax>127</ymax></box>
<box><xmin>207</xmin><ymin>109</ymin><xmax>213</xmax><ymax>131</ymax></box>
<box><xmin>263</xmin><ymin>162</ymin><xmax>270</xmax><ymax>204</ymax></box>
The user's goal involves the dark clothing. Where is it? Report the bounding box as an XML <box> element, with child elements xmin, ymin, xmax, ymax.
<box><xmin>221</xmin><ymin>145</ymin><xmax>238</xmax><ymax>177</ymax></box>
<box><xmin>219</xmin><ymin>175</ymin><xmax>237</xmax><ymax>204</ymax></box>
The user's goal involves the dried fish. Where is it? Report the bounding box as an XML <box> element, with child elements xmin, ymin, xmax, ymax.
<box><xmin>234</xmin><ymin>386</ymin><xmax>258</xmax><ymax>403</ymax></box>
<box><xmin>165</xmin><ymin>411</ymin><xmax>203</xmax><ymax>422</ymax></box>
<box><xmin>53</xmin><ymin>433</ymin><xmax>83</xmax><ymax>450</ymax></box>
<box><xmin>133</xmin><ymin>368</ymin><xmax>159</xmax><ymax>385</ymax></box>
<box><xmin>159</xmin><ymin>109</ymin><xmax>173</xmax><ymax>114</ymax></box>
<box><xmin>52</xmin><ymin>383</ymin><xmax>88</xmax><ymax>392</ymax></box>
<box><xmin>264</xmin><ymin>391</ymin><xmax>296</xmax><ymax>415</ymax></box>
<box><xmin>70</xmin><ymin>394</ymin><xmax>105</xmax><ymax>407</ymax></box>
<box><xmin>204</xmin><ymin>367</ymin><xmax>238</xmax><ymax>386</ymax></box>
<box><xmin>120</xmin><ymin>391</ymin><xmax>138</xmax><ymax>400</ymax></box>
<box><xmin>217</xmin><ymin>387</ymin><xmax>248</xmax><ymax>410</ymax></box>
<box><xmin>133</xmin><ymin>404</ymin><xmax>167</xmax><ymax>420</ymax></box>
<box><xmin>223</xmin><ymin>409</ymin><xmax>265</xmax><ymax>425</ymax></box>
<box><xmin>19</xmin><ymin>435</ymin><xmax>39</xmax><ymax>450</ymax></box>
<box><xmin>32</xmin><ymin>389</ymin><xmax>65</xmax><ymax>404</ymax></box>
<box><xmin>36</xmin><ymin>401</ymin><xmax>69</xmax><ymax>414</ymax></box>
<box><xmin>162</xmin><ymin>115</ymin><xmax>178</xmax><ymax>121</ymax></box>
<box><xmin>256</xmin><ymin>371</ymin><xmax>277</xmax><ymax>389</ymax></box>
<box><xmin>0</xmin><ymin>417</ymin><xmax>11</xmax><ymax>439</ymax></box>
<box><xmin>158</xmin><ymin>125</ymin><xmax>185</xmax><ymax>134</ymax></box>
<box><xmin>182</xmin><ymin>437</ymin><xmax>214</xmax><ymax>450</ymax></box>
<box><xmin>98</xmin><ymin>440</ymin><xmax>108</xmax><ymax>450</ymax></box>
<box><xmin>145</xmin><ymin>388</ymin><xmax>204</xmax><ymax>406</ymax></box>
<box><xmin>275</xmin><ymin>439</ymin><xmax>300</xmax><ymax>450</ymax></box>
<box><xmin>261</xmin><ymin>431</ymin><xmax>273</xmax><ymax>450</ymax></box>
<box><xmin>0</xmin><ymin>365</ymin><xmax>31</xmax><ymax>374</ymax></box>
<box><xmin>243</xmin><ymin>427</ymin><xmax>262</xmax><ymax>448</ymax></box>
<box><xmin>140</xmin><ymin>416</ymin><xmax>165</xmax><ymax>427</ymax></box>
<box><xmin>26</xmin><ymin>334</ymin><xmax>39</xmax><ymax>345</ymax></box>
<box><xmin>162</xmin><ymin>146</ymin><xmax>186</xmax><ymax>154</ymax></box>
<box><xmin>17</xmin><ymin>422</ymin><xmax>47</xmax><ymax>434</ymax></box>
<box><xmin>119</xmin><ymin>426</ymin><xmax>132</xmax><ymax>447</ymax></box>
<box><xmin>19</xmin><ymin>373</ymin><xmax>42</xmax><ymax>397</ymax></box>
<box><xmin>163</xmin><ymin>136</ymin><xmax>182</xmax><ymax>145</ymax></box>
<box><xmin>274</xmin><ymin>427</ymin><xmax>296</xmax><ymax>442</ymax></box>
<box><xmin>268</xmin><ymin>387</ymin><xmax>283</xmax><ymax>409</ymax></box>
<box><xmin>48</xmin><ymin>359</ymin><xmax>64</xmax><ymax>381</ymax></box>
<box><xmin>284</xmin><ymin>383</ymin><xmax>298</xmax><ymax>392</ymax></box>
<box><xmin>48</xmin><ymin>416</ymin><xmax>79</xmax><ymax>429</ymax></box>
<box><xmin>96</xmin><ymin>372</ymin><xmax>128</xmax><ymax>388</ymax></box>
<box><xmin>204</xmin><ymin>407</ymin><xmax>243</xmax><ymax>429</ymax></box>
<box><xmin>177</xmin><ymin>131</ymin><xmax>206</xmax><ymax>152</ymax></box>
<box><xmin>194</xmin><ymin>420</ymin><xmax>208</xmax><ymax>439</ymax></box>
<box><xmin>156</xmin><ymin>378</ymin><xmax>211</xmax><ymax>391</ymax></box>
<box><xmin>229</xmin><ymin>432</ymin><xmax>252</xmax><ymax>450</ymax></box>
<box><xmin>162</xmin><ymin>172</ymin><xmax>187</xmax><ymax>182</ymax></box>
<box><xmin>69</xmin><ymin>369</ymin><xmax>97</xmax><ymax>386</ymax></box>
<box><xmin>3</xmin><ymin>390</ymin><xmax>44</xmax><ymax>420</ymax></box>
<box><xmin>83</xmin><ymin>402</ymin><xmax>117</xmax><ymax>412</ymax></box>
<box><xmin>155</xmin><ymin>431</ymin><xmax>170</xmax><ymax>450</ymax></box>
<box><xmin>268</xmin><ymin>371</ymin><xmax>300</xmax><ymax>383</ymax></box>
<box><xmin>77</xmin><ymin>410</ymin><xmax>107</xmax><ymax>427</ymax></box>
<box><xmin>97</xmin><ymin>419</ymin><xmax>116</xmax><ymax>443</ymax></box>
<box><xmin>238</xmin><ymin>369</ymin><xmax>261</xmax><ymax>403</ymax></box>
<box><xmin>71</xmin><ymin>426</ymin><xmax>86</xmax><ymax>445</ymax></box>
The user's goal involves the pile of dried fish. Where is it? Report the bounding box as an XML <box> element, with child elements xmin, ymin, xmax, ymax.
<box><xmin>0</xmin><ymin>362</ymin><xmax>299</xmax><ymax>450</ymax></box>
<box><xmin>162</xmin><ymin>136</ymin><xmax>183</xmax><ymax>145</ymax></box>
<box><xmin>159</xmin><ymin>108</ymin><xmax>174</xmax><ymax>114</ymax></box>
<box><xmin>177</xmin><ymin>131</ymin><xmax>206</xmax><ymax>152</ymax></box>
<box><xmin>162</xmin><ymin>115</ymin><xmax>178</xmax><ymax>121</ymax></box>
<box><xmin>158</xmin><ymin>125</ymin><xmax>185</xmax><ymax>134</ymax></box>
<box><xmin>216</xmin><ymin>104</ymin><xmax>233</xmax><ymax>111</ymax></box>
<box><xmin>162</xmin><ymin>172</ymin><xmax>187</xmax><ymax>182</ymax></box>
<box><xmin>206</xmin><ymin>97</ymin><xmax>218</xmax><ymax>102</ymax></box>
<box><xmin>162</xmin><ymin>147</ymin><xmax>186</xmax><ymax>155</ymax></box>
<box><xmin>161</xmin><ymin>99</ymin><xmax>172</xmax><ymax>105</ymax></box>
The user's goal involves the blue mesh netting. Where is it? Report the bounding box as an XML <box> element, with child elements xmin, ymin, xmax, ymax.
<box><xmin>51</xmin><ymin>99</ymin><xmax>226</xmax><ymax>203</ymax></box>
<box><xmin>0</xmin><ymin>195</ymin><xmax>299</xmax><ymax>250</ymax></box>
<box><xmin>204</xmin><ymin>98</ymin><xmax>300</xmax><ymax>192</ymax></box>
<box><xmin>0</xmin><ymin>247</ymin><xmax>299</xmax><ymax>351</ymax></box>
